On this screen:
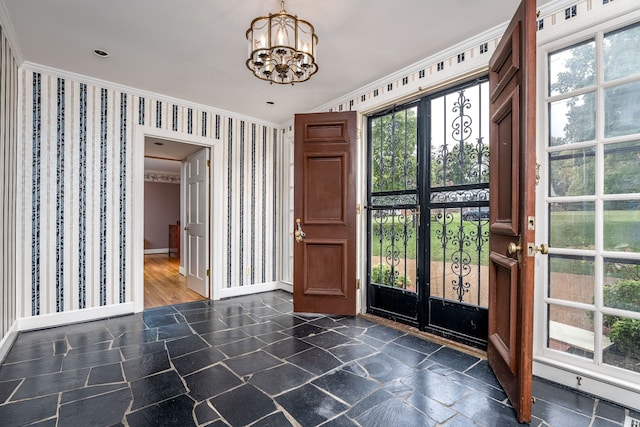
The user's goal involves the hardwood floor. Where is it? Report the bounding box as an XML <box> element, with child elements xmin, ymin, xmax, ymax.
<box><xmin>144</xmin><ymin>254</ymin><xmax>207</xmax><ymax>309</ymax></box>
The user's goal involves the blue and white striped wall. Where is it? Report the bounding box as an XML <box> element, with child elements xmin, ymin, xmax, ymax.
<box><xmin>16</xmin><ymin>68</ymin><xmax>281</xmax><ymax>326</ymax></box>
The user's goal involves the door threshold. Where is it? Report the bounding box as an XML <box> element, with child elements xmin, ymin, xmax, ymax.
<box><xmin>361</xmin><ymin>313</ymin><xmax>487</xmax><ymax>360</ymax></box>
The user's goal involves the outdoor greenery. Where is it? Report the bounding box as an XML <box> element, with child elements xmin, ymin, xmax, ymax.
<box><xmin>603</xmin><ymin>279</ymin><xmax>640</xmax><ymax>359</ymax></box>
<box><xmin>370</xmin><ymin>264</ymin><xmax>411</xmax><ymax>288</ymax></box>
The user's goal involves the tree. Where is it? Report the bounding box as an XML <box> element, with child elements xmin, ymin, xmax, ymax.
<box><xmin>370</xmin><ymin>107</ymin><xmax>418</xmax><ymax>193</ymax></box>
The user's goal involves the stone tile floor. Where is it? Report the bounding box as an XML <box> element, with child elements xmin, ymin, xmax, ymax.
<box><xmin>0</xmin><ymin>290</ymin><xmax>637</xmax><ymax>426</ymax></box>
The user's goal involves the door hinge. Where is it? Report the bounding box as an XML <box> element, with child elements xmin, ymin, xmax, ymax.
<box><xmin>356</xmin><ymin>278</ymin><xmax>361</xmax><ymax>289</ymax></box>
<box><xmin>206</xmin><ymin>269</ymin><xmax>210</xmax><ymax>277</ymax></box>
<box><xmin>356</xmin><ymin>204</ymin><xmax>361</xmax><ymax>215</ymax></box>
<box><xmin>207</xmin><ymin>159</ymin><xmax>211</xmax><ymax>167</ymax></box>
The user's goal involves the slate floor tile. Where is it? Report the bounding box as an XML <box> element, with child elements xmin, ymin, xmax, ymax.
<box><xmin>276</xmin><ymin>384</ymin><xmax>349</xmax><ymax>426</ymax></box>
<box><xmin>355</xmin><ymin>396</ymin><xmax>435</xmax><ymax>427</ymax></box>
<box><xmin>249</xmin><ymin>362</ymin><xmax>315</xmax><ymax>396</ymax></box>
<box><xmin>357</xmin><ymin>352</ymin><xmax>414</xmax><ymax>383</ymax></box>
<box><xmin>11</xmin><ymin>368</ymin><xmax>90</xmax><ymax>400</ymax></box>
<box><xmin>407</xmin><ymin>389</ymin><xmax>458</xmax><ymax>423</ymax></box>
<box><xmin>0</xmin><ymin>355</ymin><xmax>64</xmax><ymax>382</ymax></box>
<box><xmin>172</xmin><ymin>346</ymin><xmax>226</xmax><ymax>376</ymax></box>
<box><xmin>57</xmin><ymin>387</ymin><xmax>132</xmax><ymax>427</ymax></box>
<box><xmin>87</xmin><ymin>362</ymin><xmax>125</xmax><ymax>385</ymax></box>
<box><xmin>200</xmin><ymin>329</ymin><xmax>249</xmax><ymax>346</ymax></box>
<box><xmin>224</xmin><ymin>350</ymin><xmax>282</xmax><ymax>376</ymax></box>
<box><xmin>380</xmin><ymin>342</ymin><xmax>428</xmax><ymax>367</ymax></box>
<box><xmin>216</xmin><ymin>336</ymin><xmax>265</xmax><ymax>358</ymax></box>
<box><xmin>328</xmin><ymin>342</ymin><xmax>377</xmax><ymax>363</ymax></box>
<box><xmin>211</xmin><ymin>384</ymin><xmax>277</xmax><ymax>426</ymax></box>
<box><xmin>129</xmin><ymin>370</ymin><xmax>186</xmax><ymax>410</ymax></box>
<box><xmin>166</xmin><ymin>334</ymin><xmax>209</xmax><ymax>358</ymax></box>
<box><xmin>119</xmin><ymin>340</ymin><xmax>166</xmax><ymax>360</ymax></box>
<box><xmin>263</xmin><ymin>337</ymin><xmax>314</xmax><ymax>359</ymax></box>
<box><xmin>0</xmin><ymin>394</ymin><xmax>59</xmax><ymax>426</ymax></box>
<box><xmin>251</xmin><ymin>411</ymin><xmax>294</xmax><ymax>426</ymax></box>
<box><xmin>122</xmin><ymin>350</ymin><xmax>170</xmax><ymax>381</ymax></box>
<box><xmin>452</xmin><ymin>393</ymin><xmax>522</xmax><ymax>427</ymax></box>
<box><xmin>401</xmin><ymin>369</ymin><xmax>471</xmax><ymax>406</ymax></box>
<box><xmin>127</xmin><ymin>394</ymin><xmax>197</xmax><ymax>427</ymax></box>
<box><xmin>427</xmin><ymin>346</ymin><xmax>480</xmax><ymax>372</ymax></box>
<box><xmin>286</xmin><ymin>346</ymin><xmax>343</xmax><ymax>376</ymax></box>
<box><xmin>532</xmin><ymin>378</ymin><xmax>595</xmax><ymax>416</ymax></box>
<box><xmin>0</xmin><ymin>379</ymin><xmax>21</xmax><ymax>403</ymax></box>
<box><xmin>531</xmin><ymin>399</ymin><xmax>592</xmax><ymax>427</ymax></box>
<box><xmin>184</xmin><ymin>364</ymin><xmax>242</xmax><ymax>401</ymax></box>
<box><xmin>302</xmin><ymin>330</ymin><xmax>355</xmax><ymax>349</ymax></box>
<box><xmin>312</xmin><ymin>368</ymin><xmax>379</xmax><ymax>405</ymax></box>
<box><xmin>1</xmin><ymin>290</ymin><xmax>636</xmax><ymax>427</ymax></box>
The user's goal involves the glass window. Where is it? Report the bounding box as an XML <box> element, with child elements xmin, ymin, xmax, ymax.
<box><xmin>604</xmin><ymin>22</ymin><xmax>640</xmax><ymax>82</ymax></box>
<box><xmin>603</xmin><ymin>201</ymin><xmax>640</xmax><ymax>253</ymax></box>
<box><xmin>549</xmin><ymin>202</ymin><xmax>595</xmax><ymax>249</ymax></box>
<box><xmin>549</xmin><ymin>147</ymin><xmax>595</xmax><ymax>196</ymax></box>
<box><xmin>604</xmin><ymin>81</ymin><xmax>640</xmax><ymax>138</ymax></box>
<box><xmin>604</xmin><ymin>141</ymin><xmax>640</xmax><ymax>194</ymax></box>
<box><xmin>549</xmin><ymin>93</ymin><xmax>596</xmax><ymax>145</ymax></box>
<box><xmin>548</xmin><ymin>304</ymin><xmax>594</xmax><ymax>360</ymax></box>
<box><xmin>549</xmin><ymin>40</ymin><xmax>596</xmax><ymax>96</ymax></box>
<box><xmin>548</xmin><ymin>256</ymin><xmax>595</xmax><ymax>304</ymax></box>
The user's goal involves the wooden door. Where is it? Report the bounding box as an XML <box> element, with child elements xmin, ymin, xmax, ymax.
<box><xmin>293</xmin><ymin>112</ymin><xmax>357</xmax><ymax>316</ymax></box>
<box><xmin>487</xmin><ymin>0</ymin><xmax>537</xmax><ymax>422</ymax></box>
<box><xmin>185</xmin><ymin>148</ymin><xmax>209</xmax><ymax>297</ymax></box>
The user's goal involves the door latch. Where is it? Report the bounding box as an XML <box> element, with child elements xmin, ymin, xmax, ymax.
<box><xmin>294</xmin><ymin>219</ymin><xmax>306</xmax><ymax>243</ymax></box>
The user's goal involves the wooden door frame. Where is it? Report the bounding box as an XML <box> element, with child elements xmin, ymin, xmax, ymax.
<box><xmin>132</xmin><ymin>126</ymin><xmax>223</xmax><ymax>312</ymax></box>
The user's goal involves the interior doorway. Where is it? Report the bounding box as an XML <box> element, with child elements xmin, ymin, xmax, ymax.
<box><xmin>143</xmin><ymin>136</ymin><xmax>210</xmax><ymax>308</ymax></box>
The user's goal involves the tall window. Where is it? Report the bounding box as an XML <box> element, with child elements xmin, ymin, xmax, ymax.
<box><xmin>545</xmin><ymin>22</ymin><xmax>640</xmax><ymax>375</ymax></box>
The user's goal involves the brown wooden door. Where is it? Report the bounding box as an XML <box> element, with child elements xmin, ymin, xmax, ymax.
<box><xmin>293</xmin><ymin>111</ymin><xmax>357</xmax><ymax>316</ymax></box>
<box><xmin>487</xmin><ymin>0</ymin><xmax>537</xmax><ymax>423</ymax></box>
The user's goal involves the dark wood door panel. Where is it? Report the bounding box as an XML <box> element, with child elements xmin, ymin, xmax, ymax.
<box><xmin>304</xmin><ymin>154</ymin><xmax>346</xmax><ymax>224</ymax></box>
<box><xmin>302</xmin><ymin>240</ymin><xmax>347</xmax><ymax>297</ymax></box>
<box><xmin>304</xmin><ymin>120</ymin><xmax>349</xmax><ymax>142</ymax></box>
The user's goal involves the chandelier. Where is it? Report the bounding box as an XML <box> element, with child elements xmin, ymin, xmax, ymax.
<box><xmin>246</xmin><ymin>1</ymin><xmax>318</xmax><ymax>85</ymax></box>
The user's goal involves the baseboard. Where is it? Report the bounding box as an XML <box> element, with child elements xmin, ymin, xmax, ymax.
<box><xmin>279</xmin><ymin>281</ymin><xmax>293</xmax><ymax>293</ymax></box>
<box><xmin>16</xmin><ymin>303</ymin><xmax>136</xmax><ymax>332</ymax></box>
<box><xmin>144</xmin><ymin>248</ymin><xmax>169</xmax><ymax>254</ymax></box>
<box><xmin>217</xmin><ymin>282</ymin><xmax>284</xmax><ymax>300</ymax></box>
<box><xmin>533</xmin><ymin>358</ymin><xmax>640</xmax><ymax>411</ymax></box>
<box><xmin>0</xmin><ymin>322</ymin><xmax>19</xmax><ymax>364</ymax></box>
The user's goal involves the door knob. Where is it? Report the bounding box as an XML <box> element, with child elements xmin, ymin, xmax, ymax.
<box><xmin>508</xmin><ymin>242</ymin><xmax>521</xmax><ymax>254</ymax></box>
<box><xmin>294</xmin><ymin>218</ymin><xmax>306</xmax><ymax>243</ymax></box>
<box><xmin>530</xmin><ymin>243</ymin><xmax>549</xmax><ymax>255</ymax></box>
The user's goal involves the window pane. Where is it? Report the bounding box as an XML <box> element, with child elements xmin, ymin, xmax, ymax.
<box><xmin>604</xmin><ymin>22</ymin><xmax>640</xmax><ymax>82</ymax></box>
<box><xmin>549</xmin><ymin>93</ymin><xmax>596</xmax><ymax>145</ymax></box>
<box><xmin>603</xmin><ymin>314</ymin><xmax>640</xmax><ymax>374</ymax></box>
<box><xmin>604</xmin><ymin>141</ymin><xmax>640</xmax><ymax>195</ymax></box>
<box><xmin>549</xmin><ymin>147</ymin><xmax>595</xmax><ymax>196</ymax></box>
<box><xmin>604</xmin><ymin>81</ymin><xmax>640</xmax><ymax>138</ymax></box>
<box><xmin>371</xmin><ymin>107</ymin><xmax>418</xmax><ymax>192</ymax></box>
<box><xmin>549</xmin><ymin>256</ymin><xmax>594</xmax><ymax>304</ymax></box>
<box><xmin>549</xmin><ymin>202</ymin><xmax>595</xmax><ymax>249</ymax></box>
<box><xmin>430</xmin><ymin>82</ymin><xmax>490</xmax><ymax>187</ymax></box>
<box><xmin>603</xmin><ymin>201</ymin><xmax>640</xmax><ymax>252</ymax></box>
<box><xmin>603</xmin><ymin>260</ymin><xmax>640</xmax><ymax>314</ymax></box>
<box><xmin>549</xmin><ymin>40</ymin><xmax>596</xmax><ymax>96</ymax></box>
<box><xmin>548</xmin><ymin>304</ymin><xmax>594</xmax><ymax>360</ymax></box>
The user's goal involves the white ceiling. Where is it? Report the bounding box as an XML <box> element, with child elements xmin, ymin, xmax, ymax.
<box><xmin>1</xmin><ymin>0</ymin><xmax>555</xmax><ymax>125</ymax></box>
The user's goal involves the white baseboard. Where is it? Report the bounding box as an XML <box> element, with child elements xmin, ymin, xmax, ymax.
<box><xmin>0</xmin><ymin>322</ymin><xmax>19</xmax><ymax>364</ymax></box>
<box><xmin>144</xmin><ymin>248</ymin><xmax>169</xmax><ymax>254</ymax></box>
<box><xmin>16</xmin><ymin>303</ymin><xmax>135</xmax><ymax>332</ymax></box>
<box><xmin>279</xmin><ymin>281</ymin><xmax>293</xmax><ymax>293</ymax></box>
<box><xmin>533</xmin><ymin>358</ymin><xmax>640</xmax><ymax>411</ymax></box>
<box><xmin>217</xmin><ymin>281</ymin><xmax>286</xmax><ymax>300</ymax></box>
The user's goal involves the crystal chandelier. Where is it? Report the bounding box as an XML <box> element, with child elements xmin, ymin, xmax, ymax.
<box><xmin>246</xmin><ymin>1</ymin><xmax>318</xmax><ymax>85</ymax></box>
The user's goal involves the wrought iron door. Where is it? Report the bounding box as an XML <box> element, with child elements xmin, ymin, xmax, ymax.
<box><xmin>367</xmin><ymin>78</ymin><xmax>490</xmax><ymax>348</ymax></box>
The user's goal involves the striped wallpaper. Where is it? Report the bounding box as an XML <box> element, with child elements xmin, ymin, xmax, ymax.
<box><xmin>17</xmin><ymin>70</ymin><xmax>280</xmax><ymax>318</ymax></box>
<box><xmin>0</xmin><ymin>24</ymin><xmax>18</xmax><ymax>346</ymax></box>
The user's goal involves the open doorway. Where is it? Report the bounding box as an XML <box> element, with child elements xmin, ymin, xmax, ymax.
<box><xmin>143</xmin><ymin>136</ymin><xmax>209</xmax><ymax>308</ymax></box>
